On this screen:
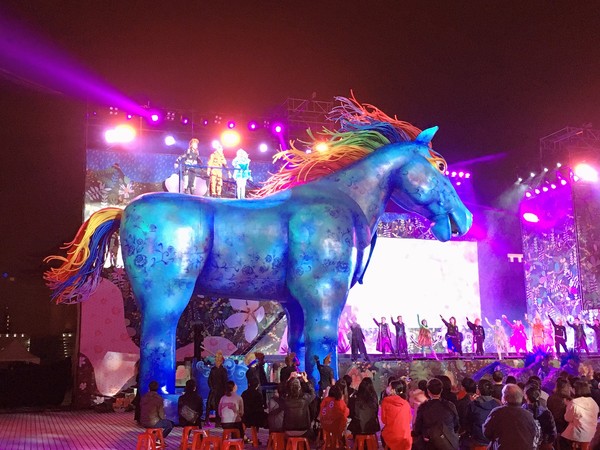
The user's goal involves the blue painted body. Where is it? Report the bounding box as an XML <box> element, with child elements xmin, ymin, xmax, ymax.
<box><xmin>121</xmin><ymin>130</ymin><xmax>472</xmax><ymax>395</ymax></box>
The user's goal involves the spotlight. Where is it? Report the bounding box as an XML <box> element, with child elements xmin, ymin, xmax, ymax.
<box><xmin>560</xmin><ymin>179</ymin><xmax>567</xmax><ymax>186</ymax></box>
<box><xmin>530</xmin><ymin>172</ymin><xmax>535</xmax><ymax>178</ymax></box>
<box><xmin>551</xmin><ymin>184</ymin><xmax>557</xmax><ymax>189</ymax></box>
<box><xmin>525</xmin><ymin>192</ymin><xmax>532</xmax><ymax>198</ymax></box>
<box><xmin>164</xmin><ymin>135</ymin><xmax>176</xmax><ymax>146</ymax></box>
<box><xmin>544</xmin><ymin>167</ymin><xmax>549</xmax><ymax>172</ymax></box>
<box><xmin>456</xmin><ymin>181</ymin><xmax>462</xmax><ymax>186</ymax></box>
<box><xmin>517</xmin><ymin>177</ymin><xmax>523</xmax><ymax>183</ymax></box>
<box><xmin>534</xmin><ymin>189</ymin><xmax>540</xmax><ymax>194</ymax></box>
<box><xmin>126</xmin><ymin>114</ymin><xmax>133</xmax><ymax>120</ymax></box>
<box><xmin>523</xmin><ymin>212</ymin><xmax>540</xmax><ymax>223</ymax></box>
<box><xmin>150</xmin><ymin>113</ymin><xmax>160</xmax><ymax>123</ymax></box>
<box><xmin>542</xmin><ymin>186</ymin><xmax>548</xmax><ymax>192</ymax></box>
<box><xmin>248</xmin><ymin>121</ymin><xmax>258</xmax><ymax>131</ymax></box>
<box><xmin>451</xmin><ymin>171</ymin><xmax>457</xmax><ymax>177</ymax></box>
<box><xmin>227</xmin><ymin>121</ymin><xmax>236</xmax><ymax>129</ymax></box>
<box><xmin>181</xmin><ymin>117</ymin><xmax>189</xmax><ymax>125</ymax></box>
<box><xmin>574</xmin><ymin>163</ymin><xmax>598</xmax><ymax>182</ymax></box>
<box><xmin>458</xmin><ymin>171</ymin><xmax>464</xmax><ymax>178</ymax></box>
<box><xmin>556</xmin><ymin>162</ymin><xmax>562</xmax><ymax>168</ymax></box>
<box><xmin>465</xmin><ymin>173</ymin><xmax>471</xmax><ymax>179</ymax></box>
<box><xmin>166</xmin><ymin>111</ymin><xmax>176</xmax><ymax>121</ymax></box>
<box><xmin>220</xmin><ymin>130</ymin><xmax>241</xmax><ymax>148</ymax></box>
<box><xmin>211</xmin><ymin>140</ymin><xmax>222</xmax><ymax>149</ymax></box>
<box><xmin>314</xmin><ymin>142</ymin><xmax>329</xmax><ymax>152</ymax></box>
<box><xmin>259</xmin><ymin>143</ymin><xmax>268</xmax><ymax>153</ymax></box>
<box><xmin>203</xmin><ymin>119</ymin><xmax>209</xmax><ymax>126</ymax></box>
<box><xmin>272</xmin><ymin>123</ymin><xmax>284</xmax><ymax>134</ymax></box>
<box><xmin>445</xmin><ymin>170</ymin><xmax>450</xmax><ymax>176</ymax></box>
<box><xmin>104</xmin><ymin>124</ymin><xmax>136</xmax><ymax>144</ymax></box>
<box><xmin>109</xmin><ymin>106</ymin><xmax>119</xmax><ymax>115</ymax></box>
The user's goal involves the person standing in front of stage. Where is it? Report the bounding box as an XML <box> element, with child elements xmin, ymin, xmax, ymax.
<box><xmin>349</xmin><ymin>318</ymin><xmax>370</xmax><ymax>362</ymax></box>
<box><xmin>417</xmin><ymin>315</ymin><xmax>438</xmax><ymax>360</ymax></box>
<box><xmin>549</xmin><ymin>315</ymin><xmax>568</xmax><ymax>356</ymax></box>
<box><xmin>174</xmin><ymin>138</ymin><xmax>203</xmax><ymax>194</ymax></box>
<box><xmin>373</xmin><ymin>317</ymin><xmax>394</xmax><ymax>356</ymax></box>
<box><xmin>585</xmin><ymin>317</ymin><xmax>600</xmax><ymax>352</ymax></box>
<box><xmin>314</xmin><ymin>354</ymin><xmax>335</xmax><ymax>397</ymax></box>
<box><xmin>280</xmin><ymin>353</ymin><xmax>299</xmax><ymax>385</ymax></box>
<box><xmin>440</xmin><ymin>315</ymin><xmax>463</xmax><ymax>356</ymax></box>
<box><xmin>567</xmin><ymin>316</ymin><xmax>590</xmax><ymax>355</ymax></box>
<box><xmin>206</xmin><ymin>350</ymin><xmax>228</xmax><ymax>427</ymax></box>
<box><xmin>466</xmin><ymin>317</ymin><xmax>485</xmax><ymax>356</ymax></box>
<box><xmin>391</xmin><ymin>315</ymin><xmax>409</xmax><ymax>360</ymax></box>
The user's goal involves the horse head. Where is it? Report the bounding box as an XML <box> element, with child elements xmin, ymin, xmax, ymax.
<box><xmin>390</xmin><ymin>126</ymin><xmax>473</xmax><ymax>241</ymax></box>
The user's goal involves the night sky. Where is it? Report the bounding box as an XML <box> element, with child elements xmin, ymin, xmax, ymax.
<box><xmin>1</xmin><ymin>2</ymin><xmax>599</xmax><ymax>341</ymax></box>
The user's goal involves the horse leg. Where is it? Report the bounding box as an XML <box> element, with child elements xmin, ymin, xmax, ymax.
<box><xmin>122</xmin><ymin>198</ymin><xmax>210</xmax><ymax>395</ymax></box>
<box><xmin>281</xmin><ymin>300</ymin><xmax>305</xmax><ymax>371</ymax></box>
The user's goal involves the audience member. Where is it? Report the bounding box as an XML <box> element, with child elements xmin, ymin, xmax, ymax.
<box><xmin>381</xmin><ymin>379</ymin><xmax>412</xmax><ymax>450</ymax></box>
<box><xmin>348</xmin><ymin>377</ymin><xmax>380</xmax><ymax>437</ymax></box>
<box><xmin>267</xmin><ymin>383</ymin><xmax>286</xmax><ymax>433</ymax></box>
<box><xmin>456</xmin><ymin>377</ymin><xmax>476</xmax><ymax>437</ymax></box>
<box><xmin>437</xmin><ymin>375</ymin><xmax>458</xmax><ymax>405</ymax></box>
<box><xmin>491</xmin><ymin>370</ymin><xmax>504</xmax><ymax>401</ymax></box>
<box><xmin>242</xmin><ymin>377</ymin><xmax>267</xmax><ymax>442</ymax></box>
<box><xmin>546</xmin><ymin>377</ymin><xmax>571</xmax><ymax>450</ymax></box>
<box><xmin>412</xmin><ymin>378</ymin><xmax>459</xmax><ymax>450</ymax></box>
<box><xmin>282</xmin><ymin>372</ymin><xmax>316</xmax><ymax>439</ymax></box>
<box><xmin>464</xmin><ymin>378</ymin><xmax>500</xmax><ymax>449</ymax></box>
<box><xmin>482</xmin><ymin>384</ymin><xmax>537</xmax><ymax>449</ymax></box>
<box><xmin>523</xmin><ymin>384</ymin><xmax>556</xmax><ymax>450</ymax></box>
<box><xmin>319</xmin><ymin>384</ymin><xmax>349</xmax><ymax>447</ymax></box>
<box><xmin>178</xmin><ymin>379</ymin><xmax>203</xmax><ymax>427</ymax></box>
<box><xmin>140</xmin><ymin>380</ymin><xmax>174</xmax><ymax>441</ymax></box>
<box><xmin>206</xmin><ymin>351</ymin><xmax>228</xmax><ymax>427</ymax></box>
<box><xmin>218</xmin><ymin>380</ymin><xmax>244</xmax><ymax>439</ymax></box>
<box><xmin>561</xmin><ymin>380</ymin><xmax>599</xmax><ymax>448</ymax></box>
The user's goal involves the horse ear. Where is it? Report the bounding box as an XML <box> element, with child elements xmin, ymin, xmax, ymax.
<box><xmin>414</xmin><ymin>126</ymin><xmax>439</xmax><ymax>145</ymax></box>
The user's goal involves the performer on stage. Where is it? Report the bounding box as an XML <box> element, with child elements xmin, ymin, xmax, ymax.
<box><xmin>174</xmin><ymin>138</ymin><xmax>203</xmax><ymax>194</ymax></box>
<box><xmin>373</xmin><ymin>317</ymin><xmax>394</xmax><ymax>356</ymax></box>
<box><xmin>466</xmin><ymin>317</ymin><xmax>485</xmax><ymax>356</ymax></box>
<box><xmin>548</xmin><ymin>315</ymin><xmax>568</xmax><ymax>356</ymax></box>
<box><xmin>232</xmin><ymin>149</ymin><xmax>252</xmax><ymax>199</ymax></box>
<box><xmin>206</xmin><ymin>350</ymin><xmax>228</xmax><ymax>427</ymax></box>
<box><xmin>416</xmin><ymin>315</ymin><xmax>438</xmax><ymax>360</ymax></box>
<box><xmin>440</xmin><ymin>315</ymin><xmax>463</xmax><ymax>355</ymax></box>
<box><xmin>586</xmin><ymin>317</ymin><xmax>600</xmax><ymax>352</ymax></box>
<box><xmin>502</xmin><ymin>315</ymin><xmax>528</xmax><ymax>356</ymax></box>
<box><xmin>391</xmin><ymin>315</ymin><xmax>409</xmax><ymax>360</ymax></box>
<box><xmin>349</xmin><ymin>318</ymin><xmax>370</xmax><ymax>362</ymax></box>
<box><xmin>207</xmin><ymin>142</ymin><xmax>228</xmax><ymax>197</ymax></box>
<box><xmin>568</xmin><ymin>317</ymin><xmax>590</xmax><ymax>355</ymax></box>
<box><xmin>485</xmin><ymin>318</ymin><xmax>509</xmax><ymax>360</ymax></box>
<box><xmin>543</xmin><ymin>319</ymin><xmax>554</xmax><ymax>354</ymax></box>
<box><xmin>525</xmin><ymin>313</ymin><xmax>545</xmax><ymax>351</ymax></box>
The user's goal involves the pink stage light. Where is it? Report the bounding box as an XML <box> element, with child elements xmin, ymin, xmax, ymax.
<box><xmin>523</xmin><ymin>212</ymin><xmax>540</xmax><ymax>223</ymax></box>
<box><xmin>456</xmin><ymin>181</ymin><xmax>462</xmax><ymax>186</ymax></box>
<box><xmin>525</xmin><ymin>192</ymin><xmax>532</xmax><ymax>198</ymax></box>
<box><xmin>560</xmin><ymin>179</ymin><xmax>567</xmax><ymax>186</ymax></box>
<box><xmin>248</xmin><ymin>121</ymin><xmax>258</xmax><ymax>130</ymax></box>
<box><xmin>465</xmin><ymin>173</ymin><xmax>471</xmax><ymax>179</ymax></box>
<box><xmin>227</xmin><ymin>121</ymin><xmax>236</xmax><ymax>129</ymax></box>
<box><xmin>150</xmin><ymin>113</ymin><xmax>159</xmax><ymax>123</ymax></box>
<box><xmin>273</xmin><ymin>123</ymin><xmax>283</xmax><ymax>134</ymax></box>
<box><xmin>445</xmin><ymin>170</ymin><xmax>450</xmax><ymax>176</ymax></box>
<box><xmin>181</xmin><ymin>117</ymin><xmax>189</xmax><ymax>125</ymax></box>
<box><xmin>451</xmin><ymin>171</ymin><xmax>457</xmax><ymax>177</ymax></box>
<box><xmin>458</xmin><ymin>171</ymin><xmax>464</xmax><ymax>178</ymax></box>
<box><xmin>551</xmin><ymin>184</ymin><xmax>557</xmax><ymax>189</ymax></box>
<box><xmin>126</xmin><ymin>114</ymin><xmax>133</xmax><ymax>120</ymax></box>
<box><xmin>574</xmin><ymin>163</ymin><xmax>598</xmax><ymax>182</ymax></box>
<box><xmin>534</xmin><ymin>189</ymin><xmax>540</xmax><ymax>194</ymax></box>
<box><xmin>542</xmin><ymin>186</ymin><xmax>549</xmax><ymax>192</ymax></box>
<box><xmin>202</xmin><ymin>119</ymin><xmax>209</xmax><ymax>126</ymax></box>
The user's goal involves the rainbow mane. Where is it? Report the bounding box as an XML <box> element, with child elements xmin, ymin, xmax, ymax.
<box><xmin>254</xmin><ymin>95</ymin><xmax>423</xmax><ymax>197</ymax></box>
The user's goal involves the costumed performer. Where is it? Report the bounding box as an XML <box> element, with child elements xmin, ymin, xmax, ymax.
<box><xmin>440</xmin><ymin>315</ymin><xmax>463</xmax><ymax>356</ymax></box>
<box><xmin>206</xmin><ymin>350</ymin><xmax>228</xmax><ymax>427</ymax></box>
<box><xmin>416</xmin><ymin>315</ymin><xmax>438</xmax><ymax>360</ymax></box>
<box><xmin>349</xmin><ymin>318</ymin><xmax>370</xmax><ymax>362</ymax></box>
<box><xmin>548</xmin><ymin>315</ymin><xmax>568</xmax><ymax>356</ymax></box>
<box><xmin>391</xmin><ymin>315</ymin><xmax>409</xmax><ymax>360</ymax></box>
<box><xmin>586</xmin><ymin>317</ymin><xmax>600</xmax><ymax>352</ymax></box>
<box><xmin>485</xmin><ymin>318</ymin><xmax>509</xmax><ymax>360</ymax></box>
<box><xmin>466</xmin><ymin>317</ymin><xmax>485</xmax><ymax>356</ymax></box>
<box><xmin>373</xmin><ymin>317</ymin><xmax>394</xmax><ymax>356</ymax></box>
<box><xmin>207</xmin><ymin>141</ymin><xmax>228</xmax><ymax>197</ymax></box>
<box><xmin>525</xmin><ymin>313</ymin><xmax>545</xmax><ymax>351</ymax></box>
<box><xmin>174</xmin><ymin>138</ymin><xmax>203</xmax><ymax>194</ymax></box>
<box><xmin>502</xmin><ymin>315</ymin><xmax>528</xmax><ymax>356</ymax></box>
<box><xmin>543</xmin><ymin>319</ymin><xmax>554</xmax><ymax>355</ymax></box>
<box><xmin>568</xmin><ymin>316</ymin><xmax>590</xmax><ymax>355</ymax></box>
<box><xmin>232</xmin><ymin>148</ymin><xmax>252</xmax><ymax>199</ymax></box>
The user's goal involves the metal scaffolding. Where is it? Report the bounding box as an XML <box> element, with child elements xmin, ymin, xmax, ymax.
<box><xmin>539</xmin><ymin>126</ymin><xmax>600</xmax><ymax>168</ymax></box>
<box><xmin>281</xmin><ymin>97</ymin><xmax>334</xmax><ymax>140</ymax></box>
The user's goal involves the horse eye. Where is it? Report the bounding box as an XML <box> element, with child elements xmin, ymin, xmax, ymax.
<box><xmin>438</xmin><ymin>162</ymin><xmax>446</xmax><ymax>172</ymax></box>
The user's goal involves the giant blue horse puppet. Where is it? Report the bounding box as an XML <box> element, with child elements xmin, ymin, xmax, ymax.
<box><xmin>45</xmin><ymin>97</ymin><xmax>472</xmax><ymax>395</ymax></box>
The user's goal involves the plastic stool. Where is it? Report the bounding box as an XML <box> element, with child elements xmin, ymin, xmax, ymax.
<box><xmin>322</xmin><ymin>430</ymin><xmax>346</xmax><ymax>449</ymax></box>
<box><xmin>222</xmin><ymin>429</ymin><xmax>241</xmax><ymax>441</ymax></box>
<box><xmin>180</xmin><ymin>426</ymin><xmax>201</xmax><ymax>449</ymax></box>
<box><xmin>250</xmin><ymin>426</ymin><xmax>260</xmax><ymax>447</ymax></box>
<box><xmin>190</xmin><ymin>429</ymin><xmax>209</xmax><ymax>450</ymax></box>
<box><xmin>200</xmin><ymin>435</ymin><xmax>222</xmax><ymax>450</ymax></box>
<box><xmin>222</xmin><ymin>439</ymin><xmax>244</xmax><ymax>450</ymax></box>
<box><xmin>353</xmin><ymin>434</ymin><xmax>377</xmax><ymax>450</ymax></box>
<box><xmin>267</xmin><ymin>432</ymin><xmax>286</xmax><ymax>450</ymax></box>
<box><xmin>146</xmin><ymin>428</ymin><xmax>166</xmax><ymax>449</ymax></box>
<box><xmin>136</xmin><ymin>433</ymin><xmax>157</xmax><ymax>450</ymax></box>
<box><xmin>285</xmin><ymin>436</ymin><xmax>311</xmax><ymax>450</ymax></box>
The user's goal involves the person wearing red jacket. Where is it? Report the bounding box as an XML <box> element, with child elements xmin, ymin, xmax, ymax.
<box><xmin>319</xmin><ymin>384</ymin><xmax>350</xmax><ymax>447</ymax></box>
<box><xmin>381</xmin><ymin>379</ymin><xmax>413</xmax><ymax>450</ymax></box>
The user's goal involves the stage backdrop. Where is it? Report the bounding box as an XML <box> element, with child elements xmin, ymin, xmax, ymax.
<box><xmin>74</xmin><ymin>146</ymin><xmax>485</xmax><ymax>407</ymax></box>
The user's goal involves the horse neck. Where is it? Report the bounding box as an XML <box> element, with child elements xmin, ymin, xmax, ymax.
<box><xmin>318</xmin><ymin>144</ymin><xmax>410</xmax><ymax>231</ymax></box>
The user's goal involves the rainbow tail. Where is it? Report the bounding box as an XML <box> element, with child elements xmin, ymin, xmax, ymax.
<box><xmin>44</xmin><ymin>207</ymin><xmax>123</xmax><ymax>304</ymax></box>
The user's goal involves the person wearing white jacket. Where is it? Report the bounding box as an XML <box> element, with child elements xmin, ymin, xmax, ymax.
<box><xmin>561</xmin><ymin>380</ymin><xmax>600</xmax><ymax>446</ymax></box>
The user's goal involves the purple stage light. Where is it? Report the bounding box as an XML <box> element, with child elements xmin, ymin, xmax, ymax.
<box><xmin>126</xmin><ymin>114</ymin><xmax>133</xmax><ymax>120</ymax></box>
<box><xmin>465</xmin><ymin>173</ymin><xmax>471</xmax><ymax>179</ymax></box>
<box><xmin>534</xmin><ymin>189</ymin><xmax>540</xmax><ymax>194</ymax></box>
<box><xmin>451</xmin><ymin>171</ymin><xmax>457</xmax><ymax>177</ymax></box>
<box><xmin>525</xmin><ymin>192</ymin><xmax>532</xmax><ymax>198</ymax></box>
<box><xmin>560</xmin><ymin>179</ymin><xmax>567</xmax><ymax>186</ymax></box>
<box><xmin>542</xmin><ymin>186</ymin><xmax>548</xmax><ymax>192</ymax></box>
<box><xmin>248</xmin><ymin>121</ymin><xmax>258</xmax><ymax>131</ymax></box>
<box><xmin>150</xmin><ymin>113</ymin><xmax>159</xmax><ymax>123</ymax></box>
<box><xmin>445</xmin><ymin>170</ymin><xmax>450</xmax><ymax>176</ymax></box>
<box><xmin>523</xmin><ymin>212</ymin><xmax>540</xmax><ymax>223</ymax></box>
<box><xmin>273</xmin><ymin>123</ymin><xmax>283</xmax><ymax>134</ymax></box>
<box><xmin>181</xmin><ymin>117</ymin><xmax>189</xmax><ymax>125</ymax></box>
<box><xmin>202</xmin><ymin>119</ymin><xmax>209</xmax><ymax>126</ymax></box>
<box><xmin>458</xmin><ymin>171</ymin><xmax>464</xmax><ymax>178</ymax></box>
<box><xmin>227</xmin><ymin>121</ymin><xmax>236</xmax><ymax>129</ymax></box>
<box><xmin>456</xmin><ymin>181</ymin><xmax>462</xmax><ymax>186</ymax></box>
<box><xmin>551</xmin><ymin>184</ymin><xmax>557</xmax><ymax>189</ymax></box>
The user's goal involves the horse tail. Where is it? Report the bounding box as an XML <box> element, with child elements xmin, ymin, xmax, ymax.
<box><xmin>44</xmin><ymin>207</ymin><xmax>123</xmax><ymax>304</ymax></box>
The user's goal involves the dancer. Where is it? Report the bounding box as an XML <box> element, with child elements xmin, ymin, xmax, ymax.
<box><xmin>206</xmin><ymin>350</ymin><xmax>228</xmax><ymax>427</ymax></box>
<box><xmin>548</xmin><ymin>315</ymin><xmax>568</xmax><ymax>356</ymax></box>
<box><xmin>416</xmin><ymin>315</ymin><xmax>438</xmax><ymax>360</ymax></box>
<box><xmin>467</xmin><ymin>317</ymin><xmax>485</xmax><ymax>356</ymax></box>
<box><xmin>485</xmin><ymin>318</ymin><xmax>509</xmax><ymax>360</ymax></box>
<box><xmin>502</xmin><ymin>315</ymin><xmax>528</xmax><ymax>356</ymax></box>
<box><xmin>586</xmin><ymin>317</ymin><xmax>600</xmax><ymax>352</ymax></box>
<box><xmin>440</xmin><ymin>315</ymin><xmax>463</xmax><ymax>356</ymax></box>
<box><xmin>232</xmin><ymin>148</ymin><xmax>251</xmax><ymax>199</ymax></box>
<box><xmin>543</xmin><ymin>319</ymin><xmax>554</xmax><ymax>355</ymax></box>
<box><xmin>525</xmin><ymin>313</ymin><xmax>545</xmax><ymax>351</ymax></box>
<box><xmin>174</xmin><ymin>138</ymin><xmax>203</xmax><ymax>194</ymax></box>
<box><xmin>207</xmin><ymin>142</ymin><xmax>227</xmax><ymax>197</ymax></box>
<box><xmin>349</xmin><ymin>318</ymin><xmax>370</xmax><ymax>362</ymax></box>
<box><xmin>568</xmin><ymin>316</ymin><xmax>590</xmax><ymax>355</ymax></box>
<box><xmin>373</xmin><ymin>317</ymin><xmax>394</xmax><ymax>356</ymax></box>
<box><xmin>391</xmin><ymin>315</ymin><xmax>409</xmax><ymax>359</ymax></box>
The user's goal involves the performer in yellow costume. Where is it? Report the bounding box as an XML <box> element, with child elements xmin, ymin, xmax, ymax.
<box><xmin>207</xmin><ymin>143</ymin><xmax>227</xmax><ymax>197</ymax></box>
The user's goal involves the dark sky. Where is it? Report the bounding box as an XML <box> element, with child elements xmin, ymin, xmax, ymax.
<box><xmin>1</xmin><ymin>1</ymin><xmax>599</xmax><ymax>337</ymax></box>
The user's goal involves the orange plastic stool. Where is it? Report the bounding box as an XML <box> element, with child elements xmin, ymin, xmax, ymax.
<box><xmin>190</xmin><ymin>429</ymin><xmax>209</xmax><ymax>450</ymax></box>
<box><xmin>200</xmin><ymin>435</ymin><xmax>222</xmax><ymax>450</ymax></box>
<box><xmin>222</xmin><ymin>439</ymin><xmax>244</xmax><ymax>450</ymax></box>
<box><xmin>353</xmin><ymin>434</ymin><xmax>377</xmax><ymax>450</ymax></box>
<box><xmin>180</xmin><ymin>426</ymin><xmax>201</xmax><ymax>449</ymax></box>
<box><xmin>250</xmin><ymin>426</ymin><xmax>260</xmax><ymax>447</ymax></box>
<box><xmin>146</xmin><ymin>428</ymin><xmax>166</xmax><ymax>449</ymax></box>
<box><xmin>222</xmin><ymin>429</ymin><xmax>241</xmax><ymax>441</ymax></box>
<box><xmin>267</xmin><ymin>432</ymin><xmax>286</xmax><ymax>450</ymax></box>
<box><xmin>322</xmin><ymin>430</ymin><xmax>346</xmax><ymax>449</ymax></box>
<box><xmin>136</xmin><ymin>433</ymin><xmax>157</xmax><ymax>450</ymax></box>
<box><xmin>285</xmin><ymin>436</ymin><xmax>311</xmax><ymax>450</ymax></box>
